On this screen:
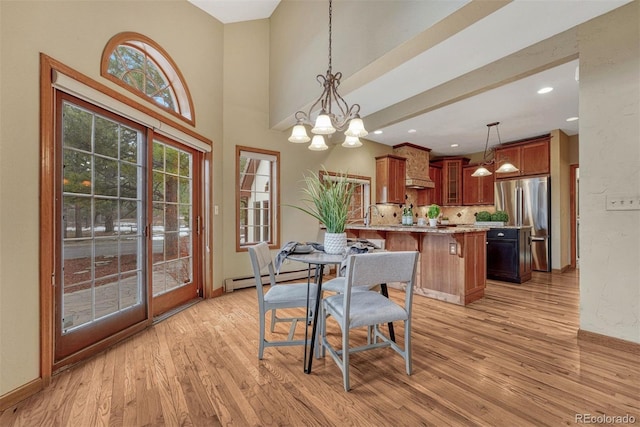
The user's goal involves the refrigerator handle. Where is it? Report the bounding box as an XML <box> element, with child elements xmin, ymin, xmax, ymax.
<box><xmin>515</xmin><ymin>187</ymin><xmax>523</xmax><ymax>226</ymax></box>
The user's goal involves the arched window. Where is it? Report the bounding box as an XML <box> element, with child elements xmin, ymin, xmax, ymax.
<box><xmin>101</xmin><ymin>32</ymin><xmax>195</xmax><ymax>125</ymax></box>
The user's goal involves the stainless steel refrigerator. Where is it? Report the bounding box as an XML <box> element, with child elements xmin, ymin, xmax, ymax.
<box><xmin>495</xmin><ymin>177</ymin><xmax>551</xmax><ymax>271</ymax></box>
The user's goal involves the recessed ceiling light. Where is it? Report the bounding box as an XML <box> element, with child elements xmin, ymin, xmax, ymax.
<box><xmin>566</xmin><ymin>117</ymin><xmax>579</xmax><ymax>122</ymax></box>
<box><xmin>451</xmin><ymin>144</ymin><xmax>459</xmax><ymax>148</ymax></box>
<box><xmin>537</xmin><ymin>87</ymin><xmax>554</xmax><ymax>94</ymax></box>
<box><xmin>373</xmin><ymin>130</ymin><xmax>383</xmax><ymax>135</ymax></box>
<box><xmin>408</xmin><ymin>129</ymin><xmax>417</xmax><ymax>134</ymax></box>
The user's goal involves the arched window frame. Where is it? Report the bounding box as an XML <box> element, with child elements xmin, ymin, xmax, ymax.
<box><xmin>101</xmin><ymin>32</ymin><xmax>195</xmax><ymax>126</ymax></box>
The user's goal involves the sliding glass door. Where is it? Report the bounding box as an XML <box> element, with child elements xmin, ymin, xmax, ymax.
<box><xmin>151</xmin><ymin>138</ymin><xmax>201</xmax><ymax>316</ymax></box>
<box><xmin>54</xmin><ymin>93</ymin><xmax>202</xmax><ymax>363</ymax></box>
<box><xmin>56</xmin><ymin>95</ymin><xmax>148</xmax><ymax>360</ymax></box>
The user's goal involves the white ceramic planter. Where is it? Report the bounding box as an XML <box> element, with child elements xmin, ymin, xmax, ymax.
<box><xmin>324</xmin><ymin>232</ymin><xmax>347</xmax><ymax>254</ymax></box>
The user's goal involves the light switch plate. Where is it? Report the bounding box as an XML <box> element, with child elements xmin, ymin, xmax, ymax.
<box><xmin>606</xmin><ymin>195</ymin><xmax>640</xmax><ymax>211</ymax></box>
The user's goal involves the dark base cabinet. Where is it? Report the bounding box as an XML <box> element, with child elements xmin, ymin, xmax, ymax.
<box><xmin>486</xmin><ymin>227</ymin><xmax>532</xmax><ymax>284</ymax></box>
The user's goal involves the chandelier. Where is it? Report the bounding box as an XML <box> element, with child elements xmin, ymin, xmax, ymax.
<box><xmin>288</xmin><ymin>0</ymin><xmax>367</xmax><ymax>150</ymax></box>
<box><xmin>472</xmin><ymin>121</ymin><xmax>519</xmax><ymax>177</ymax></box>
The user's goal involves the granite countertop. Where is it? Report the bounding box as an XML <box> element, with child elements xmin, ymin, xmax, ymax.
<box><xmin>346</xmin><ymin>224</ymin><xmax>488</xmax><ymax>233</ymax></box>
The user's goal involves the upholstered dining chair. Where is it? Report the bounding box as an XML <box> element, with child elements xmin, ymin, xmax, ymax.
<box><xmin>321</xmin><ymin>238</ymin><xmax>386</xmax><ymax>294</ymax></box>
<box><xmin>320</xmin><ymin>251</ymin><xmax>418</xmax><ymax>391</ymax></box>
<box><xmin>248</xmin><ymin>242</ymin><xmax>317</xmax><ymax>359</ymax></box>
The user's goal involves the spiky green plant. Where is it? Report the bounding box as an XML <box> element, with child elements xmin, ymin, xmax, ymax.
<box><xmin>290</xmin><ymin>169</ymin><xmax>356</xmax><ymax>233</ymax></box>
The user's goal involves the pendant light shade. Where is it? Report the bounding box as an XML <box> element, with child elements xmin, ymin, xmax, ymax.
<box><xmin>308</xmin><ymin>135</ymin><xmax>329</xmax><ymax>151</ymax></box>
<box><xmin>496</xmin><ymin>162</ymin><xmax>519</xmax><ymax>173</ymax></box>
<box><xmin>344</xmin><ymin>117</ymin><xmax>368</xmax><ymax>138</ymax></box>
<box><xmin>311</xmin><ymin>112</ymin><xmax>336</xmax><ymax>135</ymax></box>
<box><xmin>288</xmin><ymin>124</ymin><xmax>311</xmax><ymax>143</ymax></box>
<box><xmin>342</xmin><ymin>135</ymin><xmax>362</xmax><ymax>148</ymax></box>
<box><xmin>471</xmin><ymin>166</ymin><xmax>492</xmax><ymax>177</ymax></box>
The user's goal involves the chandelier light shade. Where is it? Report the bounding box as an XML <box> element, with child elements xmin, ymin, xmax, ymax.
<box><xmin>342</xmin><ymin>135</ymin><xmax>363</xmax><ymax>148</ymax></box>
<box><xmin>311</xmin><ymin>112</ymin><xmax>336</xmax><ymax>135</ymax></box>
<box><xmin>309</xmin><ymin>135</ymin><xmax>329</xmax><ymax>151</ymax></box>
<box><xmin>471</xmin><ymin>121</ymin><xmax>520</xmax><ymax>177</ymax></box>
<box><xmin>288</xmin><ymin>124</ymin><xmax>311</xmax><ymax>143</ymax></box>
<box><xmin>289</xmin><ymin>0</ymin><xmax>367</xmax><ymax>149</ymax></box>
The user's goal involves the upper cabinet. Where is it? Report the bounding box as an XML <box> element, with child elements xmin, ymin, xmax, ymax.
<box><xmin>463</xmin><ymin>164</ymin><xmax>494</xmax><ymax>205</ymax></box>
<box><xmin>494</xmin><ymin>136</ymin><xmax>550</xmax><ymax>179</ymax></box>
<box><xmin>432</xmin><ymin>157</ymin><xmax>469</xmax><ymax>206</ymax></box>
<box><xmin>417</xmin><ymin>164</ymin><xmax>442</xmax><ymax>206</ymax></box>
<box><xmin>375</xmin><ymin>155</ymin><xmax>406</xmax><ymax>204</ymax></box>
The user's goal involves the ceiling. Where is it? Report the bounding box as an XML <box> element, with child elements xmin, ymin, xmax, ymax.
<box><xmin>189</xmin><ymin>0</ymin><xmax>630</xmax><ymax>157</ymax></box>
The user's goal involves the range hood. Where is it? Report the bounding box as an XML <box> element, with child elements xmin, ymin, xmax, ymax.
<box><xmin>393</xmin><ymin>143</ymin><xmax>435</xmax><ymax>189</ymax></box>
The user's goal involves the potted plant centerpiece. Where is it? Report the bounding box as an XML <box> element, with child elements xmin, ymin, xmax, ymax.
<box><xmin>292</xmin><ymin>169</ymin><xmax>356</xmax><ymax>254</ymax></box>
<box><xmin>427</xmin><ymin>204</ymin><xmax>441</xmax><ymax>227</ymax></box>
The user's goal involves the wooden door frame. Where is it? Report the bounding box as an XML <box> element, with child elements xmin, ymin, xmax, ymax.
<box><xmin>39</xmin><ymin>54</ymin><xmax>211</xmax><ymax>383</ymax></box>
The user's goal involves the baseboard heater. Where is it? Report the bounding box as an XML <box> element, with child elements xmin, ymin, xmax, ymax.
<box><xmin>224</xmin><ymin>266</ymin><xmax>329</xmax><ymax>292</ymax></box>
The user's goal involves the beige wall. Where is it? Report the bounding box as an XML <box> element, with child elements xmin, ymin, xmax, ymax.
<box><xmin>578</xmin><ymin>1</ymin><xmax>640</xmax><ymax>343</ymax></box>
<box><xmin>0</xmin><ymin>0</ymin><xmax>223</xmax><ymax>396</ymax></box>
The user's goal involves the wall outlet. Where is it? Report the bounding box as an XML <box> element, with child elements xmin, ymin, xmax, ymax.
<box><xmin>606</xmin><ymin>195</ymin><xmax>640</xmax><ymax>211</ymax></box>
<box><xmin>449</xmin><ymin>242</ymin><xmax>457</xmax><ymax>255</ymax></box>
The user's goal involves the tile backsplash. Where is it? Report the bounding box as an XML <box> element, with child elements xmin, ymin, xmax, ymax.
<box><xmin>367</xmin><ymin>189</ymin><xmax>495</xmax><ymax>226</ymax></box>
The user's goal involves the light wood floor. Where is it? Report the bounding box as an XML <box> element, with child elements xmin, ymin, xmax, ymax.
<box><xmin>2</xmin><ymin>270</ymin><xmax>638</xmax><ymax>426</ymax></box>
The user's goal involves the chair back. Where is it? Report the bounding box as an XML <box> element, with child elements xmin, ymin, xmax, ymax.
<box><xmin>345</xmin><ymin>251</ymin><xmax>417</xmax><ymax>288</ymax></box>
<box><xmin>247</xmin><ymin>242</ymin><xmax>277</xmax><ymax>308</ymax></box>
<box><xmin>343</xmin><ymin>251</ymin><xmax>418</xmax><ymax>318</ymax></box>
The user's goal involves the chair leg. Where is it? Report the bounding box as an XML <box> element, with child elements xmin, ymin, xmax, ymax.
<box><xmin>405</xmin><ymin>319</ymin><xmax>412</xmax><ymax>375</ymax></box>
<box><xmin>270</xmin><ymin>308</ymin><xmax>277</xmax><ymax>332</ymax></box>
<box><xmin>342</xmin><ymin>326</ymin><xmax>350</xmax><ymax>391</ymax></box>
<box><xmin>259</xmin><ymin>312</ymin><xmax>266</xmax><ymax>360</ymax></box>
<box><xmin>319</xmin><ymin>303</ymin><xmax>327</xmax><ymax>358</ymax></box>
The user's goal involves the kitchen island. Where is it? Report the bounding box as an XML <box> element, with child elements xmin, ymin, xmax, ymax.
<box><xmin>346</xmin><ymin>224</ymin><xmax>487</xmax><ymax>306</ymax></box>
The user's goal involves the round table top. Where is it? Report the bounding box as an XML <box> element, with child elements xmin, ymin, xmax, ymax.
<box><xmin>286</xmin><ymin>250</ymin><xmax>345</xmax><ymax>265</ymax></box>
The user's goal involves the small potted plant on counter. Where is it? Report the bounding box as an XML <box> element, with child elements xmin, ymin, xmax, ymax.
<box><xmin>427</xmin><ymin>204</ymin><xmax>440</xmax><ymax>227</ymax></box>
<box><xmin>441</xmin><ymin>216</ymin><xmax>450</xmax><ymax>225</ymax></box>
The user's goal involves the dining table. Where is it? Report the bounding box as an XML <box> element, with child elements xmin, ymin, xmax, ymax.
<box><xmin>286</xmin><ymin>249</ymin><xmax>395</xmax><ymax>374</ymax></box>
<box><xmin>286</xmin><ymin>250</ymin><xmax>344</xmax><ymax>374</ymax></box>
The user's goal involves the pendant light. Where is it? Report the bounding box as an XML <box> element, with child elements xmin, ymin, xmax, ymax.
<box><xmin>492</xmin><ymin>122</ymin><xmax>519</xmax><ymax>173</ymax></box>
<box><xmin>472</xmin><ymin>122</ymin><xmax>496</xmax><ymax>177</ymax></box>
<box><xmin>472</xmin><ymin>121</ymin><xmax>519</xmax><ymax>176</ymax></box>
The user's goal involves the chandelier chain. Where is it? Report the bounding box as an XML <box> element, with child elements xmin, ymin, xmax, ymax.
<box><xmin>328</xmin><ymin>0</ymin><xmax>332</xmax><ymax>74</ymax></box>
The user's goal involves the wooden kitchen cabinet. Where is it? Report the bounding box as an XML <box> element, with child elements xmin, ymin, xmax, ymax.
<box><xmin>462</xmin><ymin>164</ymin><xmax>494</xmax><ymax>205</ymax></box>
<box><xmin>494</xmin><ymin>136</ymin><xmax>550</xmax><ymax>179</ymax></box>
<box><xmin>375</xmin><ymin>155</ymin><xmax>406</xmax><ymax>204</ymax></box>
<box><xmin>416</xmin><ymin>164</ymin><xmax>442</xmax><ymax>206</ymax></box>
<box><xmin>432</xmin><ymin>158</ymin><xmax>469</xmax><ymax>206</ymax></box>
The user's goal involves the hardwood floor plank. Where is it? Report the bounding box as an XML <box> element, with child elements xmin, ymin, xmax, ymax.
<box><xmin>1</xmin><ymin>270</ymin><xmax>638</xmax><ymax>426</ymax></box>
